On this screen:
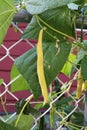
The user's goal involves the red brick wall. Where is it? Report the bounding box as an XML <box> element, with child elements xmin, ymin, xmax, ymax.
<box><xmin>0</xmin><ymin>23</ymin><xmax>37</xmax><ymax>113</ymax></box>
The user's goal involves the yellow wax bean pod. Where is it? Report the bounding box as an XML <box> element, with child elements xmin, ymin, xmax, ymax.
<box><xmin>82</xmin><ymin>82</ymin><xmax>85</xmax><ymax>91</ymax></box>
<box><xmin>76</xmin><ymin>69</ymin><xmax>83</xmax><ymax>99</ymax></box>
<box><xmin>82</xmin><ymin>80</ymin><xmax>87</xmax><ymax>91</ymax></box>
<box><xmin>37</xmin><ymin>29</ymin><xmax>48</xmax><ymax>105</ymax></box>
<box><xmin>85</xmin><ymin>127</ymin><xmax>87</xmax><ymax>130</ymax></box>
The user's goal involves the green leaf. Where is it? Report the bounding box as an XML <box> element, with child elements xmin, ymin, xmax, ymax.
<box><xmin>74</xmin><ymin>49</ymin><xmax>86</xmax><ymax>65</ymax></box>
<box><xmin>15</xmin><ymin>114</ymin><xmax>34</xmax><ymax>130</ymax></box>
<box><xmin>0</xmin><ymin>79</ymin><xmax>4</xmax><ymax>85</ymax></box>
<box><xmin>50</xmin><ymin>106</ymin><xmax>56</xmax><ymax>129</ymax></box>
<box><xmin>68</xmin><ymin>3</ymin><xmax>79</xmax><ymax>10</ymax></box>
<box><xmin>81</xmin><ymin>55</ymin><xmax>87</xmax><ymax>81</ymax></box>
<box><xmin>22</xmin><ymin>16</ymin><xmax>40</xmax><ymax>40</ymax></box>
<box><xmin>71</xmin><ymin>111</ymin><xmax>84</xmax><ymax>126</ymax></box>
<box><xmin>71</xmin><ymin>48</ymin><xmax>86</xmax><ymax>74</ymax></box>
<box><xmin>0</xmin><ymin>120</ymin><xmax>18</xmax><ymax>130</ymax></box>
<box><xmin>22</xmin><ymin>6</ymin><xmax>75</xmax><ymax>41</ymax></box>
<box><xmin>61</xmin><ymin>52</ymin><xmax>76</xmax><ymax>76</ymax></box>
<box><xmin>83</xmin><ymin>40</ymin><xmax>87</xmax><ymax>51</ymax></box>
<box><xmin>56</xmin><ymin>97</ymin><xmax>73</xmax><ymax>108</ymax></box>
<box><xmin>34</xmin><ymin>103</ymin><xmax>43</xmax><ymax>109</ymax></box>
<box><xmin>15</xmin><ymin>99</ymin><xmax>40</xmax><ymax>117</ymax></box>
<box><xmin>6</xmin><ymin>114</ymin><xmax>34</xmax><ymax>130</ymax></box>
<box><xmin>11</xmin><ymin>64</ymin><xmax>29</xmax><ymax>92</ymax></box>
<box><xmin>24</xmin><ymin>0</ymin><xmax>84</xmax><ymax>14</ymax></box>
<box><xmin>15</xmin><ymin>41</ymin><xmax>71</xmax><ymax>99</ymax></box>
<box><xmin>75</xmin><ymin>0</ymin><xmax>85</xmax><ymax>4</ymax></box>
<box><xmin>85</xmin><ymin>0</ymin><xmax>87</xmax><ymax>4</ymax></box>
<box><xmin>0</xmin><ymin>0</ymin><xmax>15</xmax><ymax>45</ymax></box>
<box><xmin>14</xmin><ymin>0</ymin><xmax>20</xmax><ymax>5</ymax></box>
<box><xmin>6</xmin><ymin>115</ymin><xmax>18</xmax><ymax>124</ymax></box>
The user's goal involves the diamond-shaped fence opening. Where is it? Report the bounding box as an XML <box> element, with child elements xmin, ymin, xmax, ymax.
<box><xmin>0</xmin><ymin>22</ymin><xmax>36</xmax><ymax>117</ymax></box>
<box><xmin>0</xmin><ymin>21</ymin><xmax>87</xmax><ymax>129</ymax></box>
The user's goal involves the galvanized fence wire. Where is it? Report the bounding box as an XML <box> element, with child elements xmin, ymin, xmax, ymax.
<box><xmin>0</xmin><ymin>23</ymin><xmax>87</xmax><ymax>129</ymax></box>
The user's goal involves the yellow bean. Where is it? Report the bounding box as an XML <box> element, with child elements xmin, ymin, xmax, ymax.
<box><xmin>37</xmin><ymin>29</ymin><xmax>48</xmax><ymax>105</ymax></box>
<box><xmin>85</xmin><ymin>127</ymin><xmax>87</xmax><ymax>130</ymax></box>
<box><xmin>82</xmin><ymin>80</ymin><xmax>87</xmax><ymax>91</ymax></box>
<box><xmin>76</xmin><ymin>69</ymin><xmax>83</xmax><ymax>99</ymax></box>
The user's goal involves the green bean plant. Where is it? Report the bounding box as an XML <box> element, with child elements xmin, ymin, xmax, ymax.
<box><xmin>1</xmin><ymin>0</ymin><xmax>87</xmax><ymax>129</ymax></box>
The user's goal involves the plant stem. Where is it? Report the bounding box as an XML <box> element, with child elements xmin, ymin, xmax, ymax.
<box><xmin>73</xmin><ymin>15</ymin><xmax>78</xmax><ymax>41</ymax></box>
<box><xmin>80</xmin><ymin>15</ymin><xmax>85</xmax><ymax>42</ymax></box>
<box><xmin>0</xmin><ymin>92</ymin><xmax>8</xmax><ymax>115</ymax></box>
<box><xmin>15</xmin><ymin>94</ymin><xmax>33</xmax><ymax>127</ymax></box>
<box><xmin>36</xmin><ymin>15</ymin><xmax>59</xmax><ymax>41</ymax></box>
<box><xmin>38</xmin><ymin>116</ymin><xmax>45</xmax><ymax>130</ymax></box>
<box><xmin>36</xmin><ymin>15</ymin><xmax>75</xmax><ymax>41</ymax></box>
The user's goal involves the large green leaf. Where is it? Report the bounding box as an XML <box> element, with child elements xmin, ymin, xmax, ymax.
<box><xmin>24</xmin><ymin>0</ymin><xmax>84</xmax><ymax>14</ymax></box>
<box><xmin>15</xmin><ymin>41</ymin><xmax>71</xmax><ymax>99</ymax></box>
<box><xmin>81</xmin><ymin>55</ymin><xmax>87</xmax><ymax>81</ymax></box>
<box><xmin>0</xmin><ymin>0</ymin><xmax>15</xmax><ymax>45</ymax></box>
<box><xmin>16</xmin><ymin>115</ymin><xmax>34</xmax><ymax>130</ymax></box>
<box><xmin>22</xmin><ymin>6</ymin><xmax>75</xmax><ymax>41</ymax></box>
<box><xmin>3</xmin><ymin>114</ymin><xmax>34</xmax><ymax>130</ymax></box>
<box><xmin>11</xmin><ymin>64</ymin><xmax>30</xmax><ymax>92</ymax></box>
<box><xmin>0</xmin><ymin>120</ymin><xmax>18</xmax><ymax>130</ymax></box>
<box><xmin>61</xmin><ymin>52</ymin><xmax>76</xmax><ymax>77</ymax></box>
<box><xmin>22</xmin><ymin>16</ymin><xmax>40</xmax><ymax>40</ymax></box>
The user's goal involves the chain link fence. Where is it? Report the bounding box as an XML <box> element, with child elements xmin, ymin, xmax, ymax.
<box><xmin>0</xmin><ymin>21</ymin><xmax>87</xmax><ymax>129</ymax></box>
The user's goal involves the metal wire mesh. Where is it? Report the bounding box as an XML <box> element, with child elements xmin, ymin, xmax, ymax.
<box><xmin>0</xmin><ymin>22</ymin><xmax>87</xmax><ymax>129</ymax></box>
